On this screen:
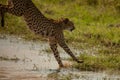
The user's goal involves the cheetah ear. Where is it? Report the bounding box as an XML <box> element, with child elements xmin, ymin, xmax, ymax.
<box><xmin>64</xmin><ymin>18</ymin><xmax>69</xmax><ymax>24</ymax></box>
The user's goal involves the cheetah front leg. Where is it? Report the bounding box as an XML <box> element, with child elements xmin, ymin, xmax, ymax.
<box><xmin>49</xmin><ymin>38</ymin><xmax>64</xmax><ymax>69</ymax></box>
<box><xmin>57</xmin><ymin>37</ymin><xmax>83</xmax><ymax>64</ymax></box>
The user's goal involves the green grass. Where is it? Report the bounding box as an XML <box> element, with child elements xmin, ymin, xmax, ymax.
<box><xmin>0</xmin><ymin>0</ymin><xmax>120</xmax><ymax>45</ymax></box>
<box><xmin>0</xmin><ymin>56</ymin><xmax>20</xmax><ymax>61</ymax></box>
<box><xmin>73</xmin><ymin>53</ymin><xmax>120</xmax><ymax>71</ymax></box>
<box><xmin>0</xmin><ymin>0</ymin><xmax>120</xmax><ymax>71</ymax></box>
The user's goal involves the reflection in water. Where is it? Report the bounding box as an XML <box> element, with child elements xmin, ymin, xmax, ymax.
<box><xmin>0</xmin><ymin>36</ymin><xmax>120</xmax><ymax>80</ymax></box>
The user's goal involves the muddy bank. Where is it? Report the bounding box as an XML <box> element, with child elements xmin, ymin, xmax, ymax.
<box><xmin>0</xmin><ymin>35</ymin><xmax>120</xmax><ymax>80</ymax></box>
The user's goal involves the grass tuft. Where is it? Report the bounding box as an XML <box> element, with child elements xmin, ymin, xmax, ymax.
<box><xmin>73</xmin><ymin>54</ymin><xmax>120</xmax><ymax>71</ymax></box>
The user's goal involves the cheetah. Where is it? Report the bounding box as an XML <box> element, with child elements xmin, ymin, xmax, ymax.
<box><xmin>0</xmin><ymin>0</ymin><xmax>83</xmax><ymax>69</ymax></box>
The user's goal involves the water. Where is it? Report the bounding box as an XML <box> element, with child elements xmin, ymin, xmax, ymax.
<box><xmin>0</xmin><ymin>35</ymin><xmax>120</xmax><ymax>80</ymax></box>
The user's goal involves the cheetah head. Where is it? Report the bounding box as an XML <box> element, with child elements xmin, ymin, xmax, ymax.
<box><xmin>61</xmin><ymin>18</ymin><xmax>75</xmax><ymax>32</ymax></box>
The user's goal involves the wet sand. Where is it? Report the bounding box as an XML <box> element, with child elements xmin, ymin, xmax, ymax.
<box><xmin>0</xmin><ymin>35</ymin><xmax>120</xmax><ymax>80</ymax></box>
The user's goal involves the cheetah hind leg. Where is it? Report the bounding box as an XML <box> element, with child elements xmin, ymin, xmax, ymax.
<box><xmin>0</xmin><ymin>5</ymin><xmax>5</xmax><ymax>27</ymax></box>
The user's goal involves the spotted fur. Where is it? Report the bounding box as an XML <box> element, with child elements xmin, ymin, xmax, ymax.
<box><xmin>0</xmin><ymin>0</ymin><xmax>83</xmax><ymax>68</ymax></box>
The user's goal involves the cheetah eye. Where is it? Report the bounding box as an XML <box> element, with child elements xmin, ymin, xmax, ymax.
<box><xmin>64</xmin><ymin>18</ymin><xmax>69</xmax><ymax>24</ymax></box>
